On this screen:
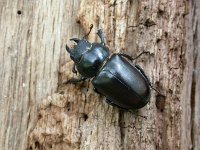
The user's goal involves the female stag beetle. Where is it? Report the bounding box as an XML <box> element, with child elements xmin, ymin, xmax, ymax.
<box><xmin>65</xmin><ymin>25</ymin><xmax>158</xmax><ymax>110</ymax></box>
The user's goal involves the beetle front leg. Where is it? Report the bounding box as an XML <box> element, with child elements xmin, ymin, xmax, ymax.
<box><xmin>97</xmin><ymin>29</ymin><xmax>105</xmax><ymax>45</ymax></box>
<box><xmin>64</xmin><ymin>76</ymin><xmax>87</xmax><ymax>84</ymax></box>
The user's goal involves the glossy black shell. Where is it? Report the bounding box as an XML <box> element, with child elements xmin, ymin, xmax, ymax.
<box><xmin>66</xmin><ymin>29</ymin><xmax>151</xmax><ymax>110</ymax></box>
<box><xmin>76</xmin><ymin>43</ymin><xmax>109</xmax><ymax>78</ymax></box>
<box><xmin>92</xmin><ymin>54</ymin><xmax>150</xmax><ymax>109</ymax></box>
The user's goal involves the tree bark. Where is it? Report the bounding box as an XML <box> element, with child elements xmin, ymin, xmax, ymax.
<box><xmin>0</xmin><ymin>0</ymin><xmax>199</xmax><ymax>150</ymax></box>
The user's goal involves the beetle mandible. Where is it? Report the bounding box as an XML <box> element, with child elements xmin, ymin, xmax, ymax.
<box><xmin>65</xmin><ymin>24</ymin><xmax>156</xmax><ymax>110</ymax></box>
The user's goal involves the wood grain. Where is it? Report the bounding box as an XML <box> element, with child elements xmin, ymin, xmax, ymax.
<box><xmin>0</xmin><ymin>0</ymin><xmax>199</xmax><ymax>150</ymax></box>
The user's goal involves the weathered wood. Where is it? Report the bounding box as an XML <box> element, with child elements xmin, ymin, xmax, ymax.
<box><xmin>0</xmin><ymin>0</ymin><xmax>199</xmax><ymax>150</ymax></box>
<box><xmin>188</xmin><ymin>1</ymin><xmax>200</xmax><ymax>149</ymax></box>
<box><xmin>0</xmin><ymin>0</ymin><xmax>81</xmax><ymax>149</ymax></box>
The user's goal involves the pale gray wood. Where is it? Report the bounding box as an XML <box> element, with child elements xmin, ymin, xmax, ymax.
<box><xmin>0</xmin><ymin>0</ymin><xmax>81</xmax><ymax>149</ymax></box>
<box><xmin>191</xmin><ymin>1</ymin><xmax>200</xmax><ymax>149</ymax></box>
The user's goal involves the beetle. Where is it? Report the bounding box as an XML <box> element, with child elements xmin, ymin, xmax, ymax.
<box><xmin>65</xmin><ymin>25</ymin><xmax>157</xmax><ymax>110</ymax></box>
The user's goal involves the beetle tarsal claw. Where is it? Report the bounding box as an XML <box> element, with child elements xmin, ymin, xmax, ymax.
<box><xmin>70</xmin><ymin>38</ymin><xmax>80</xmax><ymax>44</ymax></box>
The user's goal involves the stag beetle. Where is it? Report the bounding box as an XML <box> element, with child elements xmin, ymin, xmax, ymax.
<box><xmin>65</xmin><ymin>25</ymin><xmax>159</xmax><ymax>110</ymax></box>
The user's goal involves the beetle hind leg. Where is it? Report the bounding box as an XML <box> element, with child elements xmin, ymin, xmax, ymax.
<box><xmin>135</xmin><ymin>65</ymin><xmax>162</xmax><ymax>94</ymax></box>
<box><xmin>135</xmin><ymin>65</ymin><xmax>151</xmax><ymax>85</ymax></box>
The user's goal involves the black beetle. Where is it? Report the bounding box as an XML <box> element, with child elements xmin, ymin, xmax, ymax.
<box><xmin>65</xmin><ymin>25</ymin><xmax>157</xmax><ymax>110</ymax></box>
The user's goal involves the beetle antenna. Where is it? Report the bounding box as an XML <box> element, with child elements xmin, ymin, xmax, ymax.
<box><xmin>83</xmin><ymin>24</ymin><xmax>93</xmax><ymax>39</ymax></box>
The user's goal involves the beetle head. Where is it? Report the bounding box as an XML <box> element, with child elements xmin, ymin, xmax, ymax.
<box><xmin>66</xmin><ymin>38</ymin><xmax>92</xmax><ymax>62</ymax></box>
<box><xmin>66</xmin><ymin>24</ymin><xmax>94</xmax><ymax>63</ymax></box>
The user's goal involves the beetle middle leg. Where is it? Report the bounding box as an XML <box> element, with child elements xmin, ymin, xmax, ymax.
<box><xmin>64</xmin><ymin>76</ymin><xmax>86</xmax><ymax>84</ymax></box>
<box><xmin>117</xmin><ymin>51</ymin><xmax>150</xmax><ymax>61</ymax></box>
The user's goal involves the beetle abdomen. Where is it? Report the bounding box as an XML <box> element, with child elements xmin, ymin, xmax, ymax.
<box><xmin>92</xmin><ymin>54</ymin><xmax>150</xmax><ymax>109</ymax></box>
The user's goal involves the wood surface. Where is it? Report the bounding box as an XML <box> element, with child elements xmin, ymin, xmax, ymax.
<box><xmin>0</xmin><ymin>0</ymin><xmax>199</xmax><ymax>150</ymax></box>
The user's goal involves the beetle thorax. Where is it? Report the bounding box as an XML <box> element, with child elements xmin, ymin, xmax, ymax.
<box><xmin>75</xmin><ymin>43</ymin><xmax>109</xmax><ymax>78</ymax></box>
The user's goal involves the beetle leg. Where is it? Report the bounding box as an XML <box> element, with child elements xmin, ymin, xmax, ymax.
<box><xmin>135</xmin><ymin>65</ymin><xmax>151</xmax><ymax>84</ymax></box>
<box><xmin>117</xmin><ymin>53</ymin><xmax>133</xmax><ymax>61</ymax></box>
<box><xmin>111</xmin><ymin>103</ymin><xmax>131</xmax><ymax>112</ymax></box>
<box><xmin>105</xmin><ymin>99</ymin><xmax>147</xmax><ymax>118</ymax></box>
<box><xmin>97</xmin><ymin>29</ymin><xmax>105</xmax><ymax>45</ymax></box>
<box><xmin>105</xmin><ymin>98</ymin><xmax>129</xmax><ymax>110</ymax></box>
<box><xmin>117</xmin><ymin>51</ymin><xmax>150</xmax><ymax>61</ymax></box>
<box><xmin>128</xmin><ymin>110</ymin><xmax>147</xmax><ymax>119</ymax></box>
<box><xmin>105</xmin><ymin>99</ymin><xmax>128</xmax><ymax>110</ymax></box>
<box><xmin>135</xmin><ymin>65</ymin><xmax>162</xmax><ymax>94</ymax></box>
<box><xmin>105</xmin><ymin>99</ymin><xmax>115</xmax><ymax>106</ymax></box>
<box><xmin>118</xmin><ymin>107</ymin><xmax>147</xmax><ymax>119</ymax></box>
<box><xmin>72</xmin><ymin>64</ymin><xmax>77</xmax><ymax>75</ymax></box>
<box><xmin>117</xmin><ymin>106</ymin><xmax>129</xmax><ymax>111</ymax></box>
<box><xmin>64</xmin><ymin>76</ymin><xmax>86</xmax><ymax>84</ymax></box>
<box><xmin>132</xmin><ymin>51</ymin><xmax>150</xmax><ymax>60</ymax></box>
